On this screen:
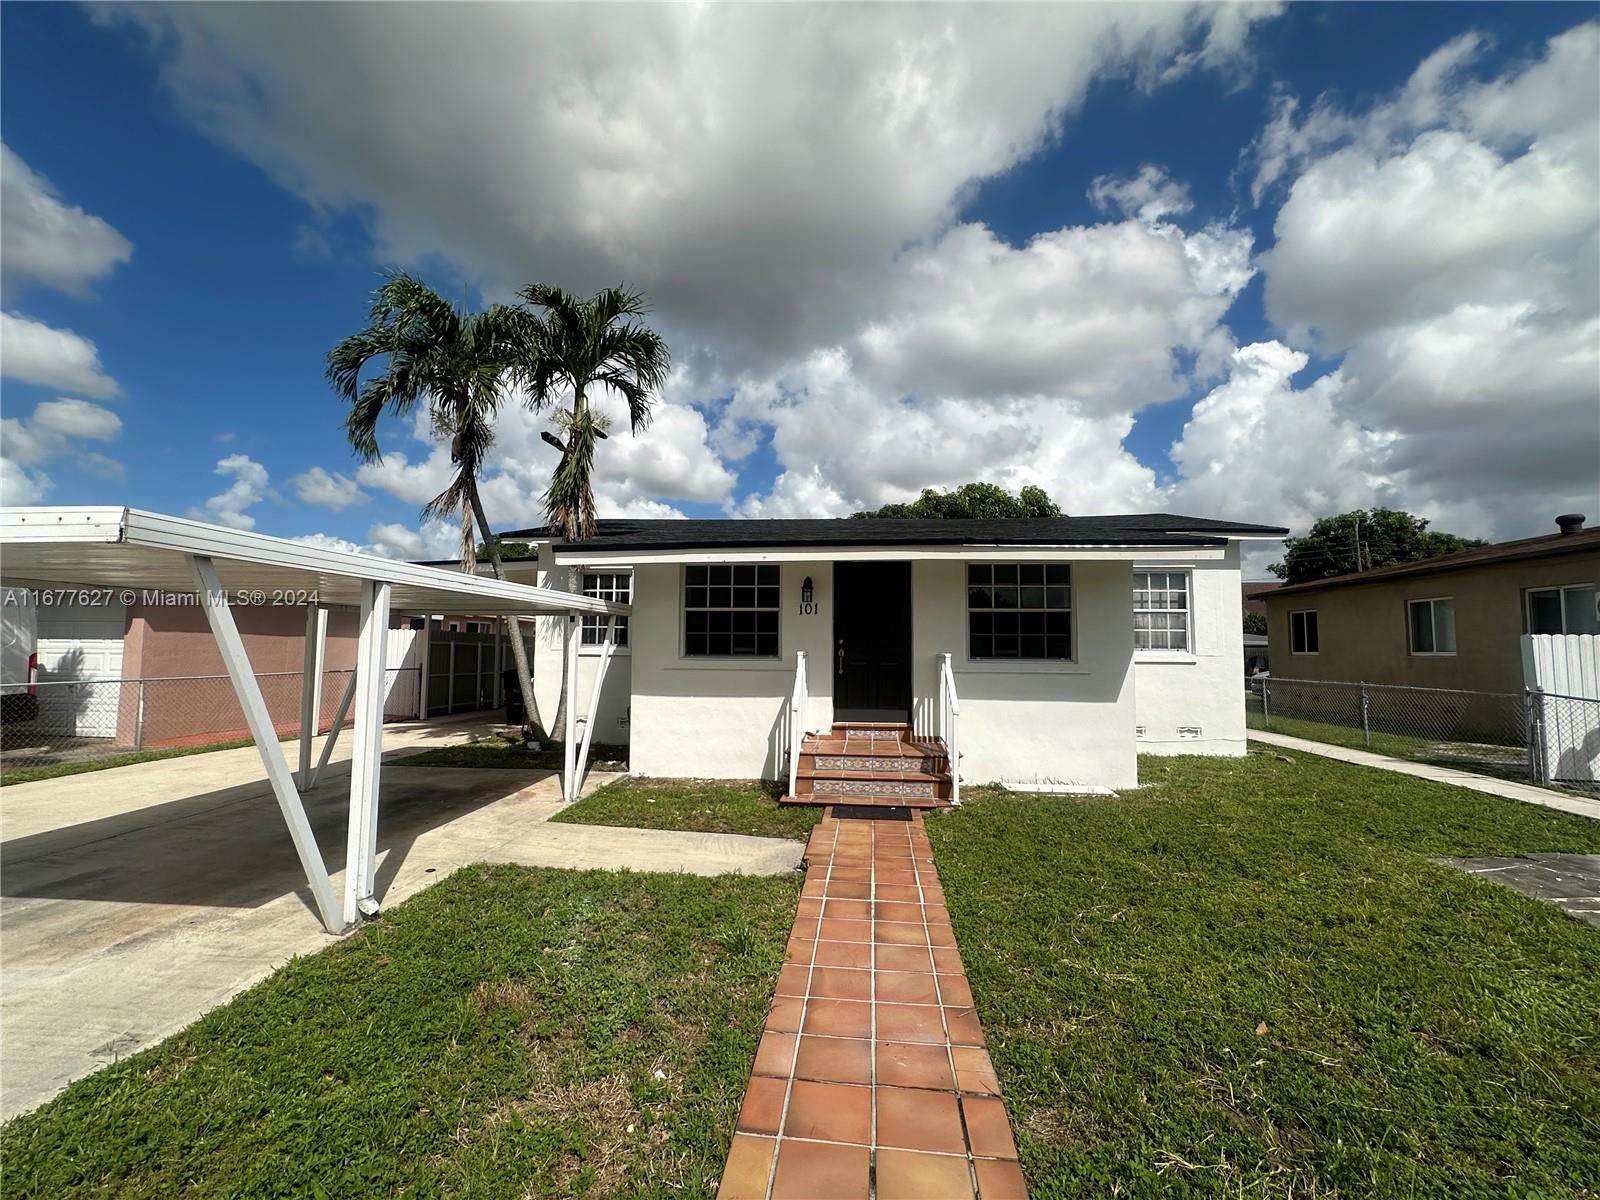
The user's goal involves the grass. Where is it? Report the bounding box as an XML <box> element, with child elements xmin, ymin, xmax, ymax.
<box><xmin>398</xmin><ymin>736</ymin><xmax>629</xmax><ymax>772</ymax></box>
<box><xmin>554</xmin><ymin>777</ymin><xmax>824</xmax><ymax>841</ymax></box>
<box><xmin>0</xmin><ymin>863</ymin><xmax>798</xmax><ymax>1199</ymax></box>
<box><xmin>925</xmin><ymin>753</ymin><xmax>1600</xmax><ymax>1199</ymax></box>
<box><xmin>0</xmin><ymin>738</ymin><xmax>255</xmax><ymax>786</ymax></box>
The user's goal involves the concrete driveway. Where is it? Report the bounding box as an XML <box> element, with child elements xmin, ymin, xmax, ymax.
<box><xmin>0</xmin><ymin>717</ymin><xmax>803</xmax><ymax>1120</ymax></box>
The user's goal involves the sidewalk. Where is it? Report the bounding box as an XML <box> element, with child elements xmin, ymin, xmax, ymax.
<box><xmin>716</xmin><ymin>811</ymin><xmax>1026</xmax><ymax>1200</ymax></box>
<box><xmin>1249</xmin><ymin>730</ymin><xmax>1600</xmax><ymax>820</ymax></box>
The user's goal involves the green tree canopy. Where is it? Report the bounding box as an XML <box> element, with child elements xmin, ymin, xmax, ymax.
<box><xmin>853</xmin><ymin>483</ymin><xmax>1063</xmax><ymax>520</ymax></box>
<box><xmin>1268</xmin><ymin>508</ymin><xmax>1485</xmax><ymax>585</ymax></box>
<box><xmin>1243</xmin><ymin>611</ymin><xmax>1268</xmax><ymax>635</ymax></box>
<box><xmin>474</xmin><ymin>539</ymin><xmax>535</xmax><ymax>563</ymax></box>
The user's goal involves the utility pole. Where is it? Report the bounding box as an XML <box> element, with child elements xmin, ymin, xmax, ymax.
<box><xmin>1352</xmin><ymin>513</ymin><xmax>1363</xmax><ymax>573</ymax></box>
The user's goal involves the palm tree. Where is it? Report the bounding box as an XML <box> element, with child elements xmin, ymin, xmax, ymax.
<box><xmin>327</xmin><ymin>272</ymin><xmax>544</xmax><ymax>738</ymax></box>
<box><xmin>516</xmin><ymin>283</ymin><xmax>670</xmax><ymax>738</ymax></box>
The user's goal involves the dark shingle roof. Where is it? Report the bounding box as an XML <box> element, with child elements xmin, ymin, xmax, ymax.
<box><xmin>500</xmin><ymin>513</ymin><xmax>1288</xmax><ymax>553</ymax></box>
<box><xmin>1266</xmin><ymin>526</ymin><xmax>1600</xmax><ymax>598</ymax></box>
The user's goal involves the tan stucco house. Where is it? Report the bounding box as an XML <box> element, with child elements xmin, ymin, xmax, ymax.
<box><xmin>1262</xmin><ymin>515</ymin><xmax>1600</xmax><ymax>695</ymax></box>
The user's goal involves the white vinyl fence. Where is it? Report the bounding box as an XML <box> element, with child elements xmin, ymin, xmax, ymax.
<box><xmin>1522</xmin><ymin>634</ymin><xmax>1600</xmax><ymax>788</ymax></box>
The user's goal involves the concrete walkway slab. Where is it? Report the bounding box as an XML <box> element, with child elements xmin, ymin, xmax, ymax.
<box><xmin>1</xmin><ymin>738</ymin><xmax>802</xmax><ymax>1121</ymax></box>
<box><xmin>717</xmin><ymin>811</ymin><xmax>1026</xmax><ymax>1200</ymax></box>
<box><xmin>1438</xmin><ymin>853</ymin><xmax>1600</xmax><ymax>926</ymax></box>
<box><xmin>1249</xmin><ymin>730</ymin><xmax>1600</xmax><ymax>821</ymax></box>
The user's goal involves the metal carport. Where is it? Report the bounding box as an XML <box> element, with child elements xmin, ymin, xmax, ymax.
<box><xmin>0</xmin><ymin>506</ymin><xmax>628</xmax><ymax>934</ymax></box>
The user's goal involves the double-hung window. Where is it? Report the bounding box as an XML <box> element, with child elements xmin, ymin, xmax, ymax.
<box><xmin>581</xmin><ymin>572</ymin><xmax>630</xmax><ymax>647</ymax></box>
<box><xmin>1290</xmin><ymin>610</ymin><xmax>1319</xmax><ymax>654</ymax></box>
<box><xmin>967</xmin><ymin>563</ymin><xmax>1071</xmax><ymax>660</ymax></box>
<box><xmin>1526</xmin><ymin>584</ymin><xmax>1599</xmax><ymax>635</ymax></box>
<box><xmin>1407</xmin><ymin>597</ymin><xmax>1456</xmax><ymax>655</ymax></box>
<box><xmin>684</xmin><ymin>564</ymin><xmax>779</xmax><ymax>657</ymax></box>
<box><xmin>1132</xmin><ymin>571</ymin><xmax>1190</xmax><ymax>652</ymax></box>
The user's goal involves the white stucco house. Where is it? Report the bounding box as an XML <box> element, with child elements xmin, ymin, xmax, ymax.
<box><xmin>507</xmin><ymin>514</ymin><xmax>1287</xmax><ymax>799</ymax></box>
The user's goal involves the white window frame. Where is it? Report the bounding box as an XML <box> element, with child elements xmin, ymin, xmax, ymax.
<box><xmin>1289</xmin><ymin>609</ymin><xmax>1319</xmax><ymax>655</ymax></box>
<box><xmin>681</xmin><ymin>563</ymin><xmax>781</xmax><ymax>659</ymax></box>
<box><xmin>965</xmin><ymin>562</ymin><xmax>1074</xmax><ymax>663</ymax></box>
<box><xmin>580</xmin><ymin>571</ymin><xmax>631</xmax><ymax>651</ymax></box>
<box><xmin>1406</xmin><ymin>596</ymin><xmax>1456</xmax><ymax>657</ymax></box>
<box><xmin>1132</xmin><ymin>569</ymin><xmax>1192</xmax><ymax>655</ymax></box>
<box><xmin>1525</xmin><ymin>583</ymin><xmax>1599</xmax><ymax>635</ymax></box>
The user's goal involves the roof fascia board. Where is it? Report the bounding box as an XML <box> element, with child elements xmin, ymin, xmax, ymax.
<box><xmin>550</xmin><ymin>544</ymin><xmax>1228</xmax><ymax>566</ymax></box>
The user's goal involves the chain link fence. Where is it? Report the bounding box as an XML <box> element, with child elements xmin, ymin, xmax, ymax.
<box><xmin>1</xmin><ymin>667</ymin><xmax>422</xmax><ymax>772</ymax></box>
<box><xmin>1247</xmin><ymin>676</ymin><xmax>1600</xmax><ymax>791</ymax></box>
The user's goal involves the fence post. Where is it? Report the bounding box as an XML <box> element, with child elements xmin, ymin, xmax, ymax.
<box><xmin>1524</xmin><ymin>688</ymin><xmax>1538</xmax><ymax>783</ymax></box>
<box><xmin>133</xmin><ymin>680</ymin><xmax>147</xmax><ymax>751</ymax></box>
<box><xmin>1360</xmin><ymin>682</ymin><xmax>1371</xmax><ymax>749</ymax></box>
<box><xmin>1261</xmin><ymin>680</ymin><xmax>1270</xmax><ymax>726</ymax></box>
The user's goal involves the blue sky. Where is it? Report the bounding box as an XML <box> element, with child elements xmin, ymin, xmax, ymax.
<box><xmin>2</xmin><ymin>3</ymin><xmax>1595</xmax><ymax>565</ymax></box>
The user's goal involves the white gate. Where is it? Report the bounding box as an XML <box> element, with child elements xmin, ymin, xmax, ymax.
<box><xmin>1521</xmin><ymin>634</ymin><xmax>1600</xmax><ymax>786</ymax></box>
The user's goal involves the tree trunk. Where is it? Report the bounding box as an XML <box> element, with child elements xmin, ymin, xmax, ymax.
<box><xmin>467</xmin><ymin>479</ymin><xmax>544</xmax><ymax>740</ymax></box>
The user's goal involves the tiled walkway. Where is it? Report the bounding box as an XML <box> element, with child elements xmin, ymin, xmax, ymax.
<box><xmin>717</xmin><ymin>812</ymin><xmax>1026</xmax><ymax>1199</ymax></box>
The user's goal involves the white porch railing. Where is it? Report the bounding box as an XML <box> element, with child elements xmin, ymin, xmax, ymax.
<box><xmin>938</xmin><ymin>651</ymin><xmax>961</xmax><ymax>806</ymax></box>
<box><xmin>788</xmin><ymin>649</ymin><xmax>810</xmax><ymax>798</ymax></box>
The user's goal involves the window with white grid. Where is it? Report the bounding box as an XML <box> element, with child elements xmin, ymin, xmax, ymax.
<box><xmin>581</xmin><ymin>572</ymin><xmax>630</xmax><ymax>647</ymax></box>
<box><xmin>1132</xmin><ymin>570</ymin><xmax>1190</xmax><ymax>652</ymax></box>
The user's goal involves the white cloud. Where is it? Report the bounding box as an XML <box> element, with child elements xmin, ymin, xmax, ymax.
<box><xmin>0</xmin><ymin>143</ymin><xmax>133</xmax><ymax>299</ymax></box>
<box><xmin>0</xmin><ymin>398</ymin><xmax>124</xmax><ymax>503</ymax></box>
<box><xmin>289</xmin><ymin>465</ymin><xmax>365</xmax><ymax>509</ymax></box>
<box><xmin>103</xmin><ymin>2</ymin><xmax>1275</xmax><ymax>374</ymax></box>
<box><xmin>1252</xmin><ymin>20</ymin><xmax>1600</xmax><ymax>539</ymax></box>
<box><xmin>290</xmin><ymin>531</ymin><xmax>368</xmax><ymax>555</ymax></box>
<box><xmin>191</xmin><ymin>453</ymin><xmax>274</xmax><ymax>530</ymax></box>
<box><xmin>1089</xmin><ymin>164</ymin><xmax>1194</xmax><ymax>224</ymax></box>
<box><xmin>0</xmin><ymin>311</ymin><xmax>120</xmax><ymax>399</ymax></box>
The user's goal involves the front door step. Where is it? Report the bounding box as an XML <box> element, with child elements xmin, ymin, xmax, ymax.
<box><xmin>783</xmin><ymin>723</ymin><xmax>955</xmax><ymax>810</ymax></box>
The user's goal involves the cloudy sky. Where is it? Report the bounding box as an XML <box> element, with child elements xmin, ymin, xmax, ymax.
<box><xmin>2</xmin><ymin>3</ymin><xmax>1595</xmax><ymax>573</ymax></box>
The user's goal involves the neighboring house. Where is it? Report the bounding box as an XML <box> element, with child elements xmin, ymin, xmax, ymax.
<box><xmin>1243</xmin><ymin>632</ymin><xmax>1269</xmax><ymax>678</ymax></box>
<box><xmin>1262</xmin><ymin>515</ymin><xmax>1600</xmax><ymax>695</ymax></box>
<box><xmin>504</xmin><ymin>513</ymin><xmax>1286</xmax><ymax>791</ymax></box>
<box><xmin>1242</xmin><ymin>580</ymin><xmax>1281</xmax><ymax>621</ymax></box>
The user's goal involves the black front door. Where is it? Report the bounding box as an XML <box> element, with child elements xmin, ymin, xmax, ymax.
<box><xmin>833</xmin><ymin>562</ymin><xmax>912</xmax><ymax>722</ymax></box>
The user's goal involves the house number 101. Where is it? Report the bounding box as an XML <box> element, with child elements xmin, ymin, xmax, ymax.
<box><xmin>799</xmin><ymin>576</ymin><xmax>819</xmax><ymax>616</ymax></box>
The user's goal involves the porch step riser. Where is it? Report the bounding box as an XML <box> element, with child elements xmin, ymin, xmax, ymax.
<box><xmin>795</xmin><ymin>778</ymin><xmax>952</xmax><ymax>801</ymax></box>
<box><xmin>800</xmin><ymin>754</ymin><xmax>949</xmax><ymax>774</ymax></box>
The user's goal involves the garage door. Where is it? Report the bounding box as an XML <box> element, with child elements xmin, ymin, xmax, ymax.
<box><xmin>37</xmin><ymin>599</ymin><xmax>127</xmax><ymax>738</ymax></box>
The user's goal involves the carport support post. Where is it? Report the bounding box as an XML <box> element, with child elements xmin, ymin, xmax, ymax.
<box><xmin>188</xmin><ymin>555</ymin><xmax>344</xmax><ymax>934</ymax></box>
<box><xmin>343</xmin><ymin>580</ymin><xmax>391</xmax><ymax>927</ymax></box>
<box><xmin>563</xmin><ymin>614</ymin><xmax>580</xmax><ymax>802</ymax></box>
<box><xmin>298</xmin><ymin>605</ymin><xmax>328</xmax><ymax>788</ymax></box>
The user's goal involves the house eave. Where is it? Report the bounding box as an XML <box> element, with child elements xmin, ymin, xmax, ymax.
<box><xmin>548</xmin><ymin>542</ymin><xmax>1233</xmax><ymax>566</ymax></box>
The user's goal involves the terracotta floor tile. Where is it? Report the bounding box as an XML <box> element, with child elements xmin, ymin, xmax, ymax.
<box><xmin>802</xmin><ymin>997</ymin><xmax>873</xmax><ymax>1039</ymax></box>
<box><xmin>973</xmin><ymin>1157</ymin><xmax>1028</xmax><ymax>1199</ymax></box>
<box><xmin>875</xmin><ymin>1002</ymin><xmax>946</xmax><ymax>1044</ymax></box>
<box><xmin>876</xmin><ymin>867</ymin><xmax>917</xmax><ymax>885</ymax></box>
<box><xmin>770</xmin><ymin>1139</ymin><xmax>870</xmax><ymax>1200</ymax></box>
<box><xmin>830</xmin><ymin>866</ymin><xmax>872</xmax><ymax>883</ymax></box>
<box><xmin>800</xmin><ymin>879</ymin><xmax>825</xmax><ymax>899</ymax></box>
<box><xmin>876</xmin><ymin>945</ymin><xmax>936</xmax><ymax>972</ymax></box>
<box><xmin>876</xmin><ymin>1040</ymin><xmax>955</xmax><ymax>1091</ymax></box>
<box><xmin>775</xmin><ymin>964</ymin><xmax>809</xmax><ymax>996</ymax></box>
<box><xmin>810</xmin><ymin>966</ymin><xmax>873</xmax><ymax>1002</ymax></box>
<box><xmin>822</xmin><ymin>898</ymin><xmax>871</xmax><ymax>921</ymax></box>
<box><xmin>819</xmin><ymin>917</ymin><xmax>872</xmax><ymax>943</ymax></box>
<box><xmin>944</xmin><ymin>1007</ymin><xmax>987</xmax><ymax>1047</ymax></box>
<box><xmin>813</xmin><ymin>940</ymin><xmax>873</xmax><ymax>969</ymax></box>
<box><xmin>951</xmin><ymin>1045</ymin><xmax>1001</xmax><ymax>1096</ymax></box>
<box><xmin>765</xmin><ymin>995</ymin><xmax>805</xmax><ymax>1033</ymax></box>
<box><xmin>753</xmin><ymin>1030</ymin><xmax>797</xmax><ymax>1077</ymax></box>
<box><xmin>736</xmin><ymin>1074</ymin><xmax>787</xmax><ymax>1135</ymax></box>
<box><xmin>715</xmin><ymin>1133</ymin><xmax>775</xmax><ymax>1200</ymax></box>
<box><xmin>875</xmin><ymin>1085</ymin><xmax>967</xmax><ymax>1153</ymax></box>
<box><xmin>874</xmin><ymin>900</ymin><xmax>926</xmax><ymax>923</ymax></box>
<box><xmin>825</xmin><ymin>880</ymin><xmax>872</xmax><ymax>900</ymax></box>
<box><xmin>876</xmin><ymin>921</ymin><xmax>930</xmax><ymax>947</ymax></box>
<box><xmin>932</xmin><ymin>947</ymin><xmax>965</xmax><ymax>974</ymax></box>
<box><xmin>783</xmin><ymin>1079</ymin><xmax>872</xmax><ymax>1144</ymax></box>
<box><xmin>875</xmin><ymin>1148</ymin><xmax>976</xmax><ymax>1200</ymax></box>
<box><xmin>875</xmin><ymin>884</ymin><xmax>922</xmax><ymax>903</ymax></box>
<box><xmin>938</xmin><ymin>974</ymin><xmax>976</xmax><ymax>1007</ymax></box>
<box><xmin>794</xmin><ymin>1033</ymin><xmax>873</xmax><ymax>1085</ymax></box>
<box><xmin>962</xmin><ymin>1095</ymin><xmax>1019</xmax><ymax>1160</ymax></box>
<box><xmin>875</xmin><ymin>971</ymin><xmax>940</xmax><ymax>1006</ymax></box>
<box><xmin>784</xmin><ymin>937</ymin><xmax>814</xmax><ymax>965</ymax></box>
<box><xmin>927</xmin><ymin>921</ymin><xmax>958</xmax><ymax>947</ymax></box>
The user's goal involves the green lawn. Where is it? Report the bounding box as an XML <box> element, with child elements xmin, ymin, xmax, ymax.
<box><xmin>928</xmin><ymin>754</ymin><xmax>1600</xmax><ymax>1199</ymax></box>
<box><xmin>554</xmin><ymin>777</ymin><xmax>823</xmax><ymax>841</ymax></box>
<box><xmin>0</xmin><ymin>738</ymin><xmax>259</xmax><ymax>786</ymax></box>
<box><xmin>397</xmin><ymin>736</ymin><xmax>629</xmax><ymax>772</ymax></box>
<box><xmin>1</xmin><ymin>864</ymin><xmax>797</xmax><ymax>1199</ymax></box>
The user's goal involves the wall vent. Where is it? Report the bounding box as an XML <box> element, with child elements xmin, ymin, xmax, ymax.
<box><xmin>1135</xmin><ymin>725</ymin><xmax>1146</xmax><ymax>738</ymax></box>
<box><xmin>1177</xmin><ymin>726</ymin><xmax>1201</xmax><ymax>739</ymax></box>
